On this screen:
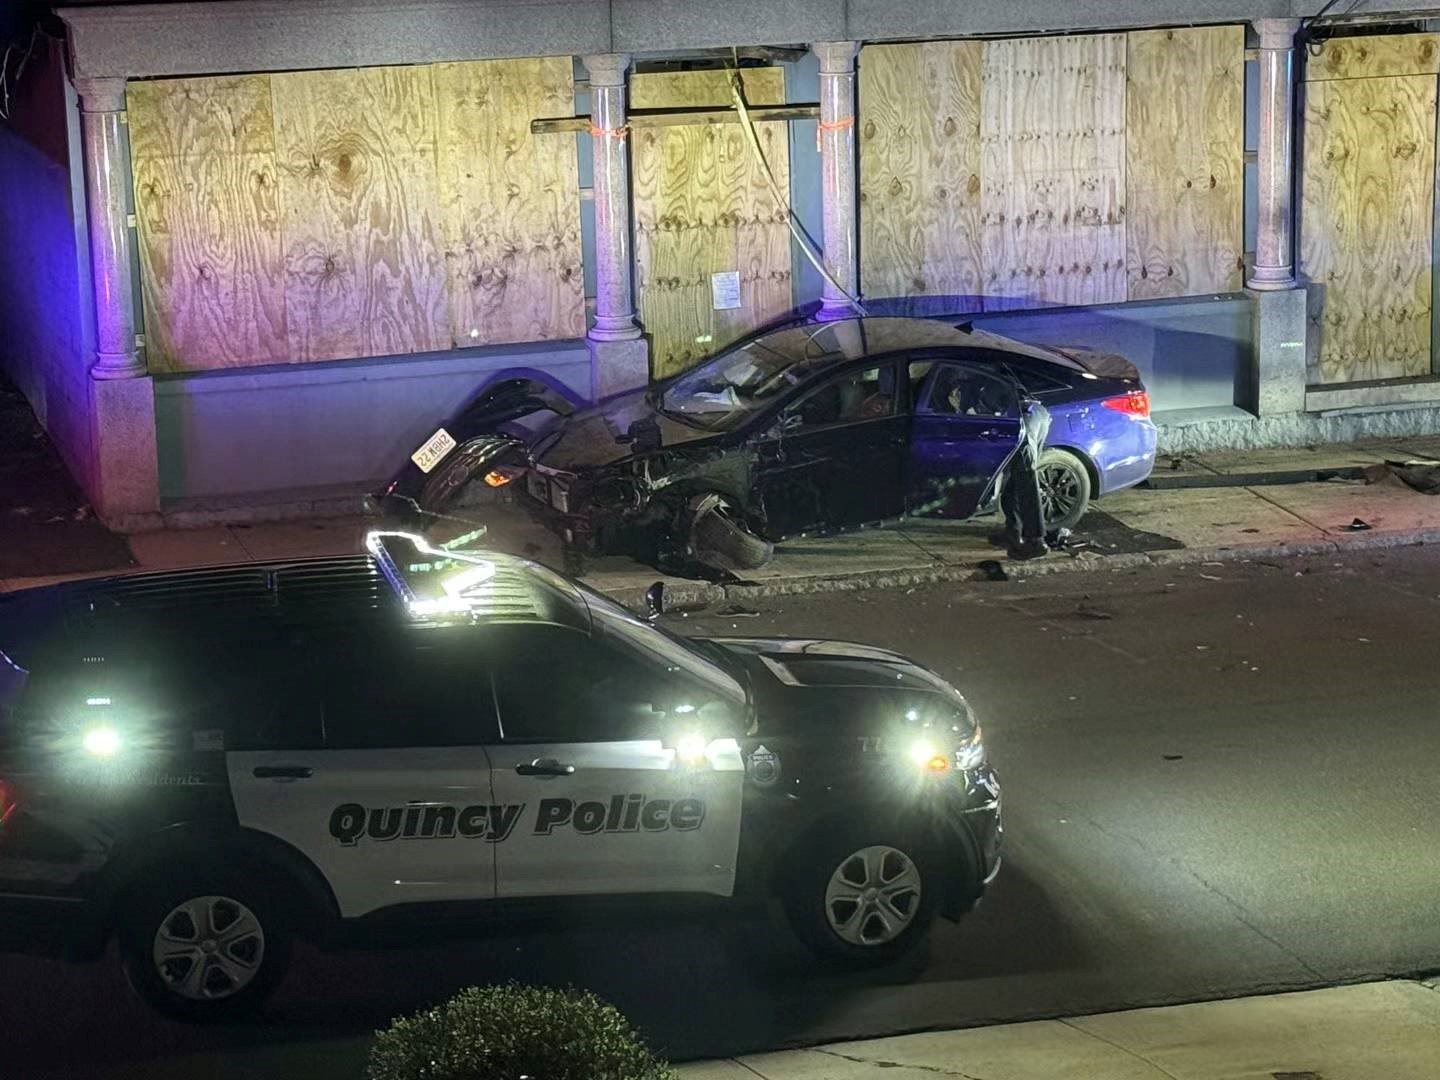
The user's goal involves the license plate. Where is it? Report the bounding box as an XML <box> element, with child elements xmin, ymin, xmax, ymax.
<box><xmin>526</xmin><ymin>471</ymin><xmax>548</xmax><ymax>502</ymax></box>
<box><xmin>410</xmin><ymin>428</ymin><xmax>457</xmax><ymax>474</ymax></box>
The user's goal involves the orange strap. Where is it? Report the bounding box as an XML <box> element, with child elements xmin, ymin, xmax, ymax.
<box><xmin>587</xmin><ymin>123</ymin><xmax>629</xmax><ymax>141</ymax></box>
<box><xmin>816</xmin><ymin>115</ymin><xmax>854</xmax><ymax>150</ymax></box>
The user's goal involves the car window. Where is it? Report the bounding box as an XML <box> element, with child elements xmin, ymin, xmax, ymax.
<box><xmin>317</xmin><ymin>628</ymin><xmax>498</xmax><ymax>749</ymax></box>
<box><xmin>784</xmin><ymin>364</ymin><xmax>896</xmax><ymax>431</ymax></box>
<box><xmin>1005</xmin><ymin>362</ymin><xmax>1072</xmax><ymax>395</ymax></box>
<box><xmin>492</xmin><ymin>624</ymin><xmax>739</xmax><ymax>743</ymax></box>
<box><xmin>913</xmin><ymin>362</ymin><xmax>1018</xmax><ymax>418</ymax></box>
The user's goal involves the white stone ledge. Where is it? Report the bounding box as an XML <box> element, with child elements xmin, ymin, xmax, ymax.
<box><xmin>1306</xmin><ymin>377</ymin><xmax>1440</xmax><ymax>416</ymax></box>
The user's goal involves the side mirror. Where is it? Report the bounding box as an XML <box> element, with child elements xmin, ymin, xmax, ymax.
<box><xmin>643</xmin><ymin>581</ymin><xmax>665</xmax><ymax>621</ymax></box>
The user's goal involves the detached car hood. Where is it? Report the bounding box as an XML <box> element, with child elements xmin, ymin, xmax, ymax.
<box><xmin>534</xmin><ymin>389</ymin><xmax>717</xmax><ymax>471</ymax></box>
<box><xmin>710</xmin><ymin>637</ymin><xmax>969</xmax><ymax>734</ymax></box>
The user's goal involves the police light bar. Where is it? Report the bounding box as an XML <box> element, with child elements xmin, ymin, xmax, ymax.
<box><xmin>365</xmin><ymin>530</ymin><xmax>498</xmax><ymax>620</ymax></box>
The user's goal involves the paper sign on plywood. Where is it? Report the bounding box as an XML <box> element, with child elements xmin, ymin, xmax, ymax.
<box><xmin>711</xmin><ymin>271</ymin><xmax>742</xmax><ymax>310</ymax></box>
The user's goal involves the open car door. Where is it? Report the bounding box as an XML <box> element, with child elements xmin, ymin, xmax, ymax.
<box><xmin>906</xmin><ymin>360</ymin><xmax>1022</xmax><ymax>519</ymax></box>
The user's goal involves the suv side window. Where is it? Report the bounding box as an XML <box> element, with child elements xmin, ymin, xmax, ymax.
<box><xmin>317</xmin><ymin>627</ymin><xmax>498</xmax><ymax>749</ymax></box>
<box><xmin>492</xmin><ymin>624</ymin><xmax>699</xmax><ymax>743</ymax></box>
<box><xmin>913</xmin><ymin>362</ymin><xmax>1018</xmax><ymax>418</ymax></box>
<box><xmin>784</xmin><ymin>363</ymin><xmax>896</xmax><ymax>431</ymax></box>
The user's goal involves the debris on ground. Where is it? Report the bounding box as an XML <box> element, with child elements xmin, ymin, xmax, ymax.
<box><xmin>1074</xmin><ymin>603</ymin><xmax>1114</xmax><ymax>620</ymax></box>
<box><xmin>715</xmin><ymin>603</ymin><xmax>760</xmax><ymax>618</ymax></box>
<box><xmin>1163</xmin><ymin>754</ymin><xmax>1184</xmax><ymax>761</ymax></box>
<box><xmin>1345</xmin><ymin>517</ymin><xmax>1373</xmax><ymax>531</ymax></box>
<box><xmin>975</xmin><ymin>559</ymin><xmax>1009</xmax><ymax>582</ymax></box>
<box><xmin>1199</xmin><ymin>573</ymin><xmax>1222</xmax><ymax>581</ymax></box>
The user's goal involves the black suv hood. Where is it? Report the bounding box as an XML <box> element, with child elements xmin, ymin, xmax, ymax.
<box><xmin>535</xmin><ymin>388</ymin><xmax>717</xmax><ymax>471</ymax></box>
<box><xmin>709</xmin><ymin>637</ymin><xmax>969</xmax><ymax>735</ymax></box>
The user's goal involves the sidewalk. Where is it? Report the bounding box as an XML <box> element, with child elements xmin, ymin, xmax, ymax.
<box><xmin>681</xmin><ymin>979</ymin><xmax>1440</xmax><ymax>1080</ymax></box>
<box><xmin>4</xmin><ymin>437</ymin><xmax>1440</xmax><ymax>602</ymax></box>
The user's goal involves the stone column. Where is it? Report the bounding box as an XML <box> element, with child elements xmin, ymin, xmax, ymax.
<box><xmin>581</xmin><ymin>53</ymin><xmax>648</xmax><ymax>400</ymax></box>
<box><xmin>75</xmin><ymin>76</ymin><xmax>160</xmax><ymax>522</ymax></box>
<box><xmin>1248</xmin><ymin>19</ymin><xmax>1302</xmax><ymax>291</ymax></box>
<box><xmin>814</xmin><ymin>41</ymin><xmax>861</xmax><ymax>320</ymax></box>
<box><xmin>76</xmin><ymin>77</ymin><xmax>143</xmax><ymax>378</ymax></box>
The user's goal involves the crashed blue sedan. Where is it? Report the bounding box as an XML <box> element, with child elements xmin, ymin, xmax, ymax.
<box><xmin>387</xmin><ymin>316</ymin><xmax>1157</xmax><ymax>574</ymax></box>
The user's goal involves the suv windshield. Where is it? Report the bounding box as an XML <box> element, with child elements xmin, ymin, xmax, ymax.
<box><xmin>574</xmin><ymin>583</ymin><xmax>747</xmax><ymax>709</ymax></box>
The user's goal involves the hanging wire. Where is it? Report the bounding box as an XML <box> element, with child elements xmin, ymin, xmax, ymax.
<box><xmin>0</xmin><ymin>24</ymin><xmax>44</xmax><ymax>123</ymax></box>
<box><xmin>725</xmin><ymin>52</ymin><xmax>867</xmax><ymax>315</ymax></box>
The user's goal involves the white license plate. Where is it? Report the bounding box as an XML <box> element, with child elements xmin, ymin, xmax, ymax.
<box><xmin>410</xmin><ymin>428</ymin><xmax>457</xmax><ymax>474</ymax></box>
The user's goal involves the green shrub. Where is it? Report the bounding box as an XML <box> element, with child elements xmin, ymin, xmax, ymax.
<box><xmin>366</xmin><ymin>983</ymin><xmax>678</xmax><ymax>1080</ymax></box>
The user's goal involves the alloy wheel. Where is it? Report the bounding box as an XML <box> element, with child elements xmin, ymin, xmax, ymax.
<box><xmin>151</xmin><ymin>895</ymin><xmax>266</xmax><ymax>1001</ymax></box>
<box><xmin>1039</xmin><ymin>463</ymin><xmax>1083</xmax><ymax>523</ymax></box>
<box><xmin>824</xmin><ymin>845</ymin><xmax>923</xmax><ymax>946</ymax></box>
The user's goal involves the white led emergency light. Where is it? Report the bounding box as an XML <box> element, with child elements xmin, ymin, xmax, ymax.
<box><xmin>365</xmin><ymin>530</ymin><xmax>498</xmax><ymax>619</ymax></box>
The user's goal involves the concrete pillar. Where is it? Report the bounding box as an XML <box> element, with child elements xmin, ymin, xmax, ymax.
<box><xmin>814</xmin><ymin>41</ymin><xmax>861</xmax><ymax>320</ymax></box>
<box><xmin>1248</xmin><ymin>19</ymin><xmax>1302</xmax><ymax>292</ymax></box>
<box><xmin>76</xmin><ymin>77</ymin><xmax>143</xmax><ymax>379</ymax></box>
<box><xmin>75</xmin><ymin>76</ymin><xmax>160</xmax><ymax>521</ymax></box>
<box><xmin>1249</xmin><ymin>286</ymin><xmax>1308</xmax><ymax>415</ymax></box>
<box><xmin>581</xmin><ymin>53</ymin><xmax>648</xmax><ymax>400</ymax></box>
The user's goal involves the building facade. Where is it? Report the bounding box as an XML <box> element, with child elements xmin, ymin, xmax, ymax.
<box><xmin>3</xmin><ymin>0</ymin><xmax>1440</xmax><ymax>525</ymax></box>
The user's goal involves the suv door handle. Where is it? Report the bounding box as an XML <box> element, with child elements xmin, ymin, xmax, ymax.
<box><xmin>252</xmin><ymin>765</ymin><xmax>313</xmax><ymax>779</ymax></box>
<box><xmin>515</xmin><ymin>758</ymin><xmax>576</xmax><ymax>777</ymax></box>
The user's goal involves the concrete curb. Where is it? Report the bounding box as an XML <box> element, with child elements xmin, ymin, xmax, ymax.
<box><xmin>593</xmin><ymin>528</ymin><xmax>1440</xmax><ymax>609</ymax></box>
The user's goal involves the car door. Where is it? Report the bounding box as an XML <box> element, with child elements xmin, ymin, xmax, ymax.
<box><xmin>486</xmin><ymin>619</ymin><xmax>746</xmax><ymax>899</ymax></box>
<box><xmin>906</xmin><ymin>359</ymin><xmax>1023</xmax><ymax>518</ymax></box>
<box><xmin>751</xmin><ymin>361</ymin><xmax>908</xmax><ymax>536</ymax></box>
<box><xmin>227</xmin><ymin>626</ymin><xmax>500</xmax><ymax>919</ymax></box>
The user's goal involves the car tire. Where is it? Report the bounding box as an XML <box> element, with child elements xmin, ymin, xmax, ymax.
<box><xmin>689</xmin><ymin>494</ymin><xmax>773</xmax><ymax>571</ymax></box>
<box><xmin>783</xmin><ymin>831</ymin><xmax>939</xmax><ymax>968</ymax></box>
<box><xmin>1037</xmin><ymin>448</ymin><xmax>1092</xmax><ymax>532</ymax></box>
<box><xmin>117</xmin><ymin>869</ymin><xmax>293</xmax><ymax>1023</ymax></box>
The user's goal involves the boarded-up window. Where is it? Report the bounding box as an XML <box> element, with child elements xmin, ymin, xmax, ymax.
<box><xmin>1300</xmin><ymin>34</ymin><xmax>1439</xmax><ymax>385</ymax></box>
<box><xmin>630</xmin><ymin>68</ymin><xmax>794</xmax><ymax>379</ymax></box>
<box><xmin>858</xmin><ymin>28</ymin><xmax>1244</xmax><ymax>314</ymax></box>
<box><xmin>128</xmin><ymin>59</ymin><xmax>582</xmax><ymax>373</ymax></box>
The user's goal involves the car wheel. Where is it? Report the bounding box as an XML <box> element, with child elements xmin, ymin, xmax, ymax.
<box><xmin>689</xmin><ymin>494</ymin><xmax>773</xmax><ymax>571</ymax></box>
<box><xmin>784</xmin><ymin>832</ymin><xmax>939</xmax><ymax>967</ymax></box>
<box><xmin>118</xmin><ymin>871</ymin><xmax>293</xmax><ymax>1022</ymax></box>
<box><xmin>1037</xmin><ymin>448</ymin><xmax>1092</xmax><ymax>532</ymax></box>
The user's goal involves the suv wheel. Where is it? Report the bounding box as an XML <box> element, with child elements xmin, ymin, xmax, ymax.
<box><xmin>118</xmin><ymin>871</ymin><xmax>293</xmax><ymax>1022</ymax></box>
<box><xmin>784</xmin><ymin>833</ymin><xmax>938</xmax><ymax>967</ymax></box>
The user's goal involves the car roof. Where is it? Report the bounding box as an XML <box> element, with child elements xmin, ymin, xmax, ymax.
<box><xmin>747</xmin><ymin>316</ymin><xmax>1085</xmax><ymax>373</ymax></box>
<box><xmin>0</xmin><ymin>538</ymin><xmax>591</xmax><ymax>663</ymax></box>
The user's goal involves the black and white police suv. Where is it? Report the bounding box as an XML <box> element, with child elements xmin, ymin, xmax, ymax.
<box><xmin>0</xmin><ymin>531</ymin><xmax>1001</xmax><ymax>1020</ymax></box>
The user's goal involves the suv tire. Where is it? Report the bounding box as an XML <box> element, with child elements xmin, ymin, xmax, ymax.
<box><xmin>689</xmin><ymin>494</ymin><xmax>773</xmax><ymax>571</ymax></box>
<box><xmin>783</xmin><ymin>830</ymin><xmax>939</xmax><ymax>967</ymax></box>
<box><xmin>117</xmin><ymin>868</ymin><xmax>293</xmax><ymax>1022</ymax></box>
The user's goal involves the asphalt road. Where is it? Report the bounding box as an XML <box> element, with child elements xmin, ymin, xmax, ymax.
<box><xmin>5</xmin><ymin>546</ymin><xmax>1440</xmax><ymax>1078</ymax></box>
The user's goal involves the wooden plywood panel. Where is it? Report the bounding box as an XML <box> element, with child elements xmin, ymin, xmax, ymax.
<box><xmin>434</xmin><ymin>58</ymin><xmax>583</xmax><ymax>347</ymax></box>
<box><xmin>271</xmin><ymin>66</ymin><xmax>449</xmax><ymax>363</ymax></box>
<box><xmin>127</xmin><ymin>75</ymin><xmax>287</xmax><ymax>372</ymax></box>
<box><xmin>858</xmin><ymin>42</ymin><xmax>984</xmax><ymax>305</ymax></box>
<box><xmin>1301</xmin><ymin>74</ymin><xmax>1435</xmax><ymax>384</ymax></box>
<box><xmin>1306</xmin><ymin>33</ymin><xmax>1440</xmax><ymax>82</ymax></box>
<box><xmin>980</xmin><ymin>34</ymin><xmax>1128</xmax><ymax>311</ymax></box>
<box><xmin>631</xmin><ymin>68</ymin><xmax>791</xmax><ymax>379</ymax></box>
<box><xmin>1126</xmin><ymin>26</ymin><xmax>1245</xmax><ymax>300</ymax></box>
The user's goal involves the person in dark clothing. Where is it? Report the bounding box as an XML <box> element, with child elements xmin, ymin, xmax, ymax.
<box><xmin>992</xmin><ymin>398</ymin><xmax>1051</xmax><ymax>559</ymax></box>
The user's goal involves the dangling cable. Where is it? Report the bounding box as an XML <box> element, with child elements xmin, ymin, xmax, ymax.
<box><xmin>725</xmin><ymin>59</ymin><xmax>866</xmax><ymax>315</ymax></box>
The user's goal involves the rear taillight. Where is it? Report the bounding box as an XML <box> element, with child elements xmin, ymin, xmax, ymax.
<box><xmin>1101</xmin><ymin>390</ymin><xmax>1150</xmax><ymax>418</ymax></box>
<box><xmin>0</xmin><ymin>777</ymin><xmax>18</xmax><ymax>830</ymax></box>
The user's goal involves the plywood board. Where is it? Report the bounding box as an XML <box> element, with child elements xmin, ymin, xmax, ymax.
<box><xmin>1125</xmin><ymin>26</ymin><xmax>1245</xmax><ymax>300</ymax></box>
<box><xmin>127</xmin><ymin>75</ymin><xmax>287</xmax><ymax>372</ymax></box>
<box><xmin>1301</xmin><ymin>74</ymin><xmax>1435</xmax><ymax>384</ymax></box>
<box><xmin>1305</xmin><ymin>33</ymin><xmax>1440</xmax><ymax>82</ymax></box>
<box><xmin>858</xmin><ymin>41</ymin><xmax>984</xmax><ymax>305</ymax></box>
<box><xmin>631</xmin><ymin>68</ymin><xmax>791</xmax><ymax>379</ymax></box>
<box><xmin>271</xmin><ymin>65</ymin><xmax>449</xmax><ymax>363</ymax></box>
<box><xmin>980</xmin><ymin>34</ymin><xmax>1128</xmax><ymax>310</ymax></box>
<box><xmin>434</xmin><ymin>58</ymin><xmax>583</xmax><ymax>348</ymax></box>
